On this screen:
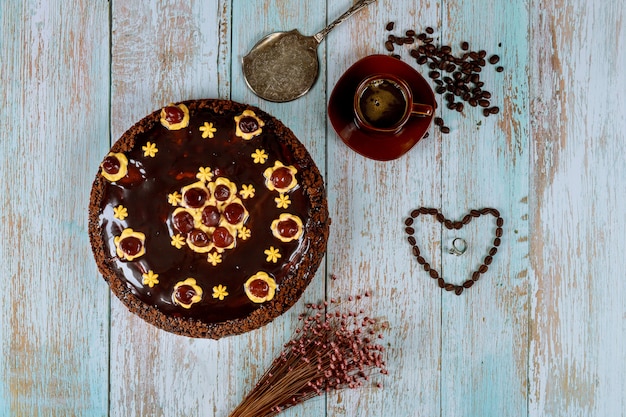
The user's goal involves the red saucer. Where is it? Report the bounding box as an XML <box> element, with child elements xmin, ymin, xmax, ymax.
<box><xmin>328</xmin><ymin>55</ymin><xmax>435</xmax><ymax>161</ymax></box>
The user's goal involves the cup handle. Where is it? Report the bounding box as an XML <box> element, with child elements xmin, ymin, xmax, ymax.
<box><xmin>411</xmin><ymin>103</ymin><xmax>433</xmax><ymax>117</ymax></box>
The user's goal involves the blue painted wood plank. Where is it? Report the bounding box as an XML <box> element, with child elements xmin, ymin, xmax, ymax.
<box><xmin>325</xmin><ymin>1</ymin><xmax>444</xmax><ymax>417</ymax></box>
<box><xmin>438</xmin><ymin>0</ymin><xmax>530</xmax><ymax>416</ymax></box>
<box><xmin>0</xmin><ymin>0</ymin><xmax>111</xmax><ymax>415</ymax></box>
<box><xmin>529</xmin><ymin>0</ymin><xmax>626</xmax><ymax>415</ymax></box>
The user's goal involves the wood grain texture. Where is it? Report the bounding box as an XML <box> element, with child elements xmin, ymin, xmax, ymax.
<box><xmin>0</xmin><ymin>0</ymin><xmax>110</xmax><ymax>416</ymax></box>
<box><xmin>109</xmin><ymin>1</ymin><xmax>233</xmax><ymax>416</ymax></box>
<box><xmin>529</xmin><ymin>0</ymin><xmax>626</xmax><ymax>416</ymax></box>
<box><xmin>325</xmin><ymin>1</ymin><xmax>443</xmax><ymax>416</ymax></box>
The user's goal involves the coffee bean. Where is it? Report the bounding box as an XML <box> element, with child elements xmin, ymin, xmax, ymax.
<box><xmin>435</xmin><ymin>86</ymin><xmax>446</xmax><ymax>94</ymax></box>
<box><xmin>478</xmin><ymin>99</ymin><xmax>490</xmax><ymax>107</ymax></box>
<box><xmin>411</xmin><ymin>209</ymin><xmax>420</xmax><ymax>217</ymax></box>
<box><xmin>472</xmin><ymin>271</ymin><xmax>480</xmax><ymax>281</ymax></box>
<box><xmin>454</xmin><ymin>286</ymin><xmax>464</xmax><ymax>295</ymax></box>
<box><xmin>489</xmin><ymin>54</ymin><xmax>500</xmax><ymax>64</ymax></box>
<box><xmin>423</xmin><ymin>263</ymin><xmax>430</xmax><ymax>272</ymax></box>
<box><xmin>429</xmin><ymin>270</ymin><xmax>438</xmax><ymax>279</ymax></box>
<box><xmin>408</xmin><ymin>236</ymin><xmax>416</xmax><ymax>246</ymax></box>
<box><xmin>429</xmin><ymin>71</ymin><xmax>441</xmax><ymax>79</ymax></box>
<box><xmin>456</xmin><ymin>102</ymin><xmax>464</xmax><ymax>112</ymax></box>
<box><xmin>496</xmin><ymin>66</ymin><xmax>504</xmax><ymax>72</ymax></box>
<box><xmin>434</xmin><ymin>117</ymin><xmax>444</xmax><ymax>126</ymax></box>
<box><xmin>405</xmin><ymin>227</ymin><xmax>415</xmax><ymax>235</ymax></box>
<box><xmin>496</xmin><ymin>227</ymin><xmax>503</xmax><ymax>237</ymax></box>
<box><xmin>386</xmin><ymin>21</ymin><xmax>395</xmax><ymax>31</ymax></box>
<box><xmin>463</xmin><ymin>280</ymin><xmax>474</xmax><ymax>288</ymax></box>
<box><xmin>416</xmin><ymin>256</ymin><xmax>426</xmax><ymax>265</ymax></box>
<box><xmin>489</xmin><ymin>247</ymin><xmax>498</xmax><ymax>256</ymax></box>
<box><xmin>443</xmin><ymin>219</ymin><xmax>453</xmax><ymax>229</ymax></box>
<box><xmin>484</xmin><ymin>256</ymin><xmax>493</xmax><ymax>265</ymax></box>
<box><xmin>406</xmin><ymin>29</ymin><xmax>416</xmax><ymax>37</ymax></box>
<box><xmin>494</xmin><ymin>237</ymin><xmax>501</xmax><ymax>246</ymax></box>
<box><xmin>496</xmin><ymin>217</ymin><xmax>504</xmax><ymax>227</ymax></box>
<box><xmin>425</xmin><ymin>26</ymin><xmax>434</xmax><ymax>34</ymax></box>
<box><xmin>478</xmin><ymin>265</ymin><xmax>489</xmax><ymax>274</ymax></box>
<box><xmin>438</xmin><ymin>278</ymin><xmax>446</xmax><ymax>288</ymax></box>
<box><xmin>405</xmin><ymin>217</ymin><xmax>414</xmax><ymax>226</ymax></box>
<box><xmin>461</xmin><ymin>41</ymin><xmax>469</xmax><ymax>50</ymax></box>
<box><xmin>385</xmin><ymin>41</ymin><xmax>394</xmax><ymax>51</ymax></box>
<box><xmin>462</xmin><ymin>215</ymin><xmax>472</xmax><ymax>224</ymax></box>
<box><xmin>412</xmin><ymin>246</ymin><xmax>420</xmax><ymax>256</ymax></box>
<box><xmin>417</xmin><ymin>55</ymin><xmax>428</xmax><ymax>65</ymax></box>
<box><xmin>489</xmin><ymin>106</ymin><xmax>500</xmax><ymax>114</ymax></box>
<box><xmin>440</xmin><ymin>126</ymin><xmax>450</xmax><ymax>134</ymax></box>
<box><xmin>444</xmin><ymin>284</ymin><xmax>455</xmax><ymax>291</ymax></box>
<box><xmin>483</xmin><ymin>108</ymin><xmax>491</xmax><ymax>117</ymax></box>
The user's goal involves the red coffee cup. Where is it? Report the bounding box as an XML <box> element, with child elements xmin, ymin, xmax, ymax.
<box><xmin>353</xmin><ymin>73</ymin><xmax>433</xmax><ymax>134</ymax></box>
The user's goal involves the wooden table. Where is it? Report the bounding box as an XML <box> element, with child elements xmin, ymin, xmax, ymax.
<box><xmin>1</xmin><ymin>0</ymin><xmax>625</xmax><ymax>416</ymax></box>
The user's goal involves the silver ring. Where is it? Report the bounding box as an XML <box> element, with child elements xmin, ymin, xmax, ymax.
<box><xmin>448</xmin><ymin>238</ymin><xmax>467</xmax><ymax>256</ymax></box>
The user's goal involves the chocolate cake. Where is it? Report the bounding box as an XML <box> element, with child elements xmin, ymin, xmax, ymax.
<box><xmin>89</xmin><ymin>99</ymin><xmax>329</xmax><ymax>338</ymax></box>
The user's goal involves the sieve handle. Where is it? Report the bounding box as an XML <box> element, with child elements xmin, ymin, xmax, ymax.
<box><xmin>313</xmin><ymin>0</ymin><xmax>378</xmax><ymax>43</ymax></box>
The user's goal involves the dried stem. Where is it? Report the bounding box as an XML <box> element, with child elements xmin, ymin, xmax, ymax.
<box><xmin>228</xmin><ymin>294</ymin><xmax>388</xmax><ymax>417</ymax></box>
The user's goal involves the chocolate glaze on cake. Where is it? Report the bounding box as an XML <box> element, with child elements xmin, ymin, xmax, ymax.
<box><xmin>89</xmin><ymin>99</ymin><xmax>329</xmax><ymax>338</ymax></box>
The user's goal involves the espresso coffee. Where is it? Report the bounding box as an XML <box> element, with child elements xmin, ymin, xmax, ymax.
<box><xmin>357</xmin><ymin>79</ymin><xmax>408</xmax><ymax>129</ymax></box>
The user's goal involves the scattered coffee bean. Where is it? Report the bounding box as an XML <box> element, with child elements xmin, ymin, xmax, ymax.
<box><xmin>383</xmin><ymin>25</ymin><xmax>504</xmax><ymax>133</ymax></box>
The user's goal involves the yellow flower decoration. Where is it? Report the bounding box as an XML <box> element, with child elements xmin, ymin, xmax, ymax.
<box><xmin>212</xmin><ymin>284</ymin><xmax>229</xmax><ymax>300</ymax></box>
<box><xmin>113</xmin><ymin>205</ymin><xmax>128</xmax><ymax>220</ymax></box>
<box><xmin>196</xmin><ymin>167</ymin><xmax>214</xmax><ymax>183</ymax></box>
<box><xmin>238</xmin><ymin>227</ymin><xmax>251</xmax><ymax>240</ymax></box>
<box><xmin>234</xmin><ymin>110</ymin><xmax>265</xmax><ymax>140</ymax></box>
<box><xmin>171</xmin><ymin>234</ymin><xmax>186</xmax><ymax>249</ymax></box>
<box><xmin>251</xmin><ymin>149</ymin><xmax>269</xmax><ymax>164</ymax></box>
<box><xmin>142</xmin><ymin>270</ymin><xmax>159</xmax><ymax>288</ymax></box>
<box><xmin>142</xmin><ymin>142</ymin><xmax>158</xmax><ymax>157</ymax></box>
<box><xmin>240</xmin><ymin>184</ymin><xmax>255</xmax><ymax>199</ymax></box>
<box><xmin>168</xmin><ymin>191</ymin><xmax>182</xmax><ymax>206</ymax></box>
<box><xmin>199</xmin><ymin>122</ymin><xmax>217</xmax><ymax>139</ymax></box>
<box><xmin>264</xmin><ymin>246</ymin><xmax>281</xmax><ymax>263</ymax></box>
<box><xmin>274</xmin><ymin>193</ymin><xmax>291</xmax><ymax>209</ymax></box>
<box><xmin>207</xmin><ymin>252</ymin><xmax>222</xmax><ymax>266</ymax></box>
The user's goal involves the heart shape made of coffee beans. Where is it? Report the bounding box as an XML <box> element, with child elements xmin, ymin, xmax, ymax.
<box><xmin>404</xmin><ymin>207</ymin><xmax>504</xmax><ymax>295</ymax></box>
